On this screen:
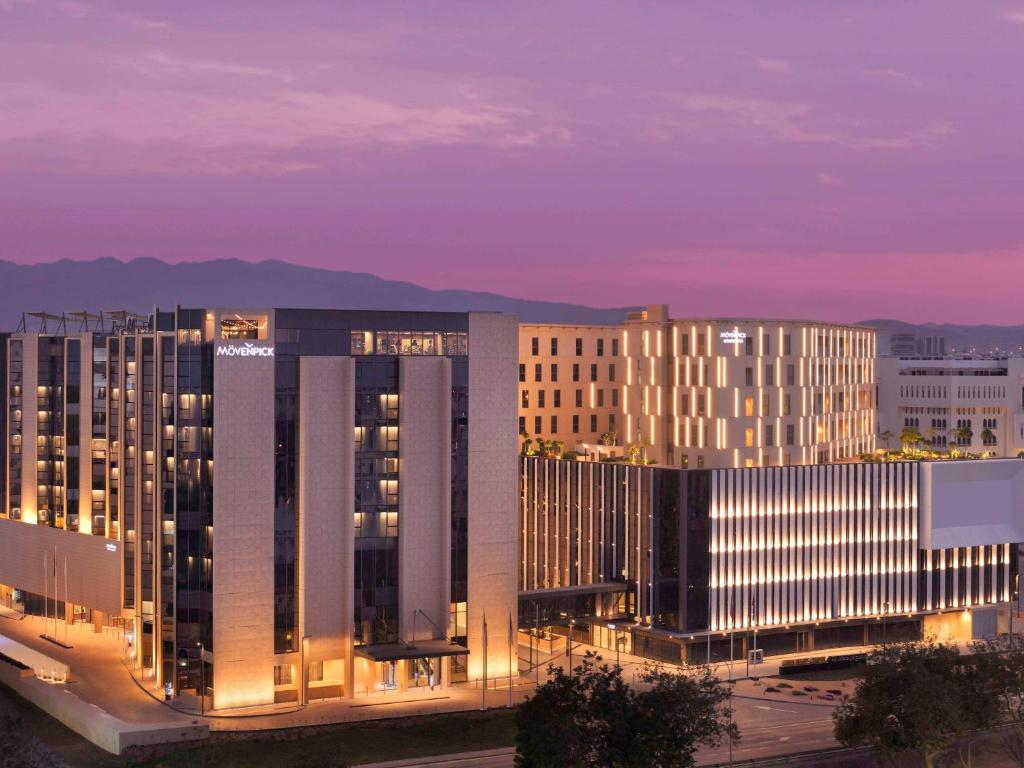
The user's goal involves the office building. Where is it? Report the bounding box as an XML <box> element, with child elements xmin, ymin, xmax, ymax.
<box><xmin>877</xmin><ymin>356</ymin><xmax>1024</xmax><ymax>457</ymax></box>
<box><xmin>519</xmin><ymin>455</ymin><xmax>1020</xmax><ymax>664</ymax></box>
<box><xmin>1</xmin><ymin>308</ymin><xmax>517</xmax><ymax>710</ymax></box>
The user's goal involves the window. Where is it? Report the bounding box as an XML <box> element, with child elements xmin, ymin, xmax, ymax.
<box><xmin>612</xmin><ymin>338</ymin><xmax>619</xmax><ymax>356</ymax></box>
<box><xmin>551</xmin><ymin>338</ymin><xmax>558</xmax><ymax>355</ymax></box>
<box><xmin>765</xmin><ymin>424</ymin><xmax>774</xmax><ymax>447</ymax></box>
<box><xmin>551</xmin><ymin>415</ymin><xmax>558</xmax><ymax>434</ymax></box>
<box><xmin>531</xmin><ymin>337</ymin><xmax>539</xmax><ymax>356</ymax></box>
<box><xmin>696</xmin><ymin>455</ymin><xmax>705</xmax><ymax>469</ymax></box>
<box><xmin>575</xmin><ymin>338</ymin><xmax>583</xmax><ymax>356</ymax></box>
<box><xmin>554</xmin><ymin>389</ymin><xmax>561</xmax><ymax>408</ymax></box>
<box><xmin>765</xmin><ymin>364</ymin><xmax>774</xmax><ymax>386</ymax></box>
<box><xmin>786</xmin><ymin>424</ymin><xmax>795</xmax><ymax>446</ymax></box>
<box><xmin>745</xmin><ymin>428</ymin><xmax>754</xmax><ymax>447</ymax></box>
<box><xmin>697</xmin><ymin>333</ymin><xmax>706</xmax><ymax>355</ymax></box>
<box><xmin>573</xmin><ymin>364</ymin><xmax>580</xmax><ymax>382</ymax></box>
<box><xmin>786</xmin><ymin>364</ymin><xmax>795</xmax><ymax>386</ymax></box>
<box><xmin>745</xmin><ymin>336</ymin><xmax>754</xmax><ymax>356</ymax></box>
<box><xmin>784</xmin><ymin>334</ymin><xmax>792</xmax><ymax>356</ymax></box>
<box><xmin>612</xmin><ymin>389</ymin><xmax>619</xmax><ymax>407</ymax></box>
<box><xmin>697</xmin><ymin>394</ymin><xmax>706</xmax><ymax>415</ymax></box>
<box><xmin>609</xmin><ymin>413</ymin><xmax>616</xmax><ymax>431</ymax></box>
<box><xmin>519</xmin><ymin>363</ymin><xmax>526</xmax><ymax>382</ymax></box>
<box><xmin>534</xmin><ymin>416</ymin><xmax>542</xmax><ymax>435</ymax></box>
<box><xmin>681</xmin><ymin>334</ymin><xmax>690</xmax><ymax>355</ymax></box>
<box><xmin>784</xmin><ymin>394</ymin><xmax>792</xmax><ymax>416</ymax></box>
<box><xmin>575</xmin><ymin>389</ymin><xmax>583</xmax><ymax>407</ymax></box>
<box><xmin>762</xmin><ymin>392</ymin><xmax>770</xmax><ymax>417</ymax></box>
<box><xmin>309</xmin><ymin>660</ymin><xmax>324</xmax><ymax>682</ymax></box>
<box><xmin>590</xmin><ymin>364</ymin><xmax>598</xmax><ymax>382</ymax></box>
<box><xmin>538</xmin><ymin>390</ymin><xmax>546</xmax><ymax>408</ymax></box>
<box><xmin>550</xmin><ymin>364</ymin><xmax>558</xmax><ymax>382</ymax></box>
<box><xmin>682</xmin><ymin>393</ymin><xmax>690</xmax><ymax>414</ymax></box>
<box><xmin>745</xmin><ymin>368</ymin><xmax>753</xmax><ymax>386</ymax></box>
<box><xmin>572</xmin><ymin>415</ymin><xmax>579</xmax><ymax>433</ymax></box>
<box><xmin>745</xmin><ymin>397</ymin><xmax>754</xmax><ymax>417</ymax></box>
<box><xmin>274</xmin><ymin>664</ymin><xmax>293</xmax><ymax>686</ymax></box>
<box><xmin>597</xmin><ymin>338</ymin><xmax>605</xmax><ymax>357</ymax></box>
<box><xmin>763</xmin><ymin>334</ymin><xmax>771</xmax><ymax>356</ymax></box>
<box><xmin>597</xmin><ymin>389</ymin><xmax>604</xmax><ymax>407</ymax></box>
<box><xmin>609</xmin><ymin>364</ymin><xmax>616</xmax><ymax>382</ymax></box>
<box><xmin>521</xmin><ymin>390</ymin><xmax>529</xmax><ymax>408</ymax></box>
<box><xmin>590</xmin><ymin>415</ymin><xmax>598</xmax><ymax>432</ymax></box>
<box><xmin>519</xmin><ymin>416</ymin><xmax>526</xmax><ymax>434</ymax></box>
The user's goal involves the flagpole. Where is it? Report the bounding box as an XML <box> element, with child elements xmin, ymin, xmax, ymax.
<box><xmin>481</xmin><ymin>611</ymin><xmax>488</xmax><ymax>711</ymax></box>
<box><xmin>43</xmin><ymin>550</ymin><xmax>48</xmax><ymax>639</ymax></box>
<box><xmin>508</xmin><ymin>612</ymin><xmax>514</xmax><ymax>708</ymax></box>
<box><xmin>64</xmin><ymin>555</ymin><xmax>69</xmax><ymax>646</ymax></box>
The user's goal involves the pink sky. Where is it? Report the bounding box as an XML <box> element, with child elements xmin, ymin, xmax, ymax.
<box><xmin>2</xmin><ymin>1</ymin><xmax>1023</xmax><ymax>322</ymax></box>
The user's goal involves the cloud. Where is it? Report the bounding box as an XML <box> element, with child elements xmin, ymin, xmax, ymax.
<box><xmin>0</xmin><ymin>82</ymin><xmax>570</xmax><ymax>175</ymax></box>
<box><xmin>816</xmin><ymin>172</ymin><xmax>843</xmax><ymax>187</ymax></box>
<box><xmin>1003</xmin><ymin>9</ymin><xmax>1024</xmax><ymax>22</ymax></box>
<box><xmin>861</xmin><ymin>67</ymin><xmax>924</xmax><ymax>88</ymax></box>
<box><xmin>128</xmin><ymin>51</ymin><xmax>297</xmax><ymax>83</ymax></box>
<box><xmin>751</xmin><ymin>56</ymin><xmax>793</xmax><ymax>75</ymax></box>
<box><xmin>637</xmin><ymin>90</ymin><xmax>956</xmax><ymax>151</ymax></box>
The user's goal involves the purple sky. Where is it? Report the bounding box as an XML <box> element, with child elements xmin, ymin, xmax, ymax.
<box><xmin>2</xmin><ymin>1</ymin><xmax>1023</xmax><ymax>322</ymax></box>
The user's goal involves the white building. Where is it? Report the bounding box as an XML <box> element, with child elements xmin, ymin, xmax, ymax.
<box><xmin>877</xmin><ymin>356</ymin><xmax>1024</xmax><ymax>457</ymax></box>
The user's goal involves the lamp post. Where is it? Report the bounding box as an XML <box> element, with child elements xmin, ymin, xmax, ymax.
<box><xmin>568</xmin><ymin>618</ymin><xmax>575</xmax><ymax>672</ymax></box>
<box><xmin>196</xmin><ymin>641</ymin><xmax>205</xmax><ymax>715</ymax></box>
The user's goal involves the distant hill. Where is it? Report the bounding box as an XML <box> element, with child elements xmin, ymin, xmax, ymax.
<box><xmin>861</xmin><ymin>319</ymin><xmax>1024</xmax><ymax>356</ymax></box>
<box><xmin>0</xmin><ymin>257</ymin><xmax>634</xmax><ymax>331</ymax></box>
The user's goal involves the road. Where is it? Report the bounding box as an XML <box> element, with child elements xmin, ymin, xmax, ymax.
<box><xmin>358</xmin><ymin>689</ymin><xmax>840</xmax><ymax>768</ymax></box>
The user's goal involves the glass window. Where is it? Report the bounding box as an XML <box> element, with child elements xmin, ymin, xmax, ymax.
<box><xmin>575</xmin><ymin>338</ymin><xmax>583</xmax><ymax>356</ymax></box>
<box><xmin>519</xmin><ymin>363</ymin><xmax>526</xmax><ymax>382</ymax></box>
<box><xmin>534</xmin><ymin>363</ymin><xmax>542</xmax><ymax>382</ymax></box>
<box><xmin>550</xmin><ymin>338</ymin><xmax>558</xmax><ymax>355</ymax></box>
<box><xmin>590</xmin><ymin>364</ymin><xmax>598</xmax><ymax>382</ymax></box>
<box><xmin>550</xmin><ymin>364</ymin><xmax>558</xmax><ymax>382</ymax></box>
<box><xmin>521</xmin><ymin>390</ymin><xmax>529</xmax><ymax>408</ymax></box>
<box><xmin>612</xmin><ymin>338</ymin><xmax>620</xmax><ymax>357</ymax></box>
<box><xmin>597</xmin><ymin>338</ymin><xmax>605</xmax><ymax>357</ymax></box>
<box><xmin>531</xmin><ymin>337</ymin><xmax>539</xmax><ymax>356</ymax></box>
<box><xmin>573</xmin><ymin>364</ymin><xmax>580</xmax><ymax>382</ymax></box>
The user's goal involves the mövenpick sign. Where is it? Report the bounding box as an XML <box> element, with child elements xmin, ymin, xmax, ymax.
<box><xmin>215</xmin><ymin>342</ymin><xmax>275</xmax><ymax>358</ymax></box>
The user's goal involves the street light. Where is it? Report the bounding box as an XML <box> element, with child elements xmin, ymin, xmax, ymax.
<box><xmin>196</xmin><ymin>641</ymin><xmax>205</xmax><ymax>716</ymax></box>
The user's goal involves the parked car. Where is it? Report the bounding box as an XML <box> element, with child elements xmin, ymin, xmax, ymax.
<box><xmin>817</xmin><ymin>693</ymin><xmax>836</xmax><ymax>701</ymax></box>
<box><xmin>803</xmin><ymin>686</ymin><xmax>819</xmax><ymax>692</ymax></box>
<box><xmin>765</xmin><ymin>687</ymin><xmax>780</xmax><ymax>693</ymax></box>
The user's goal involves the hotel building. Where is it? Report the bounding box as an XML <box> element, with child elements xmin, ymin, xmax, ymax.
<box><xmin>1</xmin><ymin>308</ymin><xmax>517</xmax><ymax>710</ymax></box>
<box><xmin>519</xmin><ymin>455</ymin><xmax>1022</xmax><ymax>664</ymax></box>
<box><xmin>518</xmin><ymin>305</ymin><xmax>877</xmax><ymax>469</ymax></box>
<box><xmin>517</xmin><ymin>323</ymin><xmax>623</xmax><ymax>448</ymax></box>
<box><xmin>877</xmin><ymin>356</ymin><xmax>1024</xmax><ymax>457</ymax></box>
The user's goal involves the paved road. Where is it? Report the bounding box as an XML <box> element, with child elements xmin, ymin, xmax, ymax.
<box><xmin>358</xmin><ymin>690</ymin><xmax>840</xmax><ymax>768</ymax></box>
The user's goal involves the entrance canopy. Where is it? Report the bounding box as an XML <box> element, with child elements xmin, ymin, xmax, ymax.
<box><xmin>355</xmin><ymin>639</ymin><xmax>469</xmax><ymax>663</ymax></box>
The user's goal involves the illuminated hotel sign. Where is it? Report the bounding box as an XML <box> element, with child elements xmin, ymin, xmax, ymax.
<box><xmin>215</xmin><ymin>342</ymin><xmax>275</xmax><ymax>358</ymax></box>
<box><xmin>105</xmin><ymin>542</ymin><xmax>118</xmax><ymax>552</ymax></box>
<box><xmin>719</xmin><ymin>330</ymin><xmax>747</xmax><ymax>345</ymax></box>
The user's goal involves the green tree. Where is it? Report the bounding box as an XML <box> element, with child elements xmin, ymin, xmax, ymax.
<box><xmin>833</xmin><ymin>639</ymin><xmax>1002</xmax><ymax>768</ymax></box>
<box><xmin>600</xmin><ymin>430</ymin><xmax>617</xmax><ymax>447</ymax></box>
<box><xmin>956</xmin><ymin>425</ymin><xmax>973</xmax><ymax>447</ymax></box>
<box><xmin>626</xmin><ymin>442</ymin><xmax>643</xmax><ymax>465</ymax></box>
<box><xmin>981</xmin><ymin>427</ymin><xmax>997</xmax><ymax>447</ymax></box>
<box><xmin>515</xmin><ymin>653</ymin><xmax>737</xmax><ymax>768</ymax></box>
<box><xmin>520</xmin><ymin>432</ymin><xmax>535</xmax><ymax>456</ymax></box>
<box><xmin>899</xmin><ymin>426</ymin><xmax>923</xmax><ymax>452</ymax></box>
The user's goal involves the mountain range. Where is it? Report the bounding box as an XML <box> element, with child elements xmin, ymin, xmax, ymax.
<box><xmin>1</xmin><ymin>258</ymin><xmax>1022</xmax><ymax>354</ymax></box>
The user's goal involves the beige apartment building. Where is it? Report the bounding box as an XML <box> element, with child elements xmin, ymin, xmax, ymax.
<box><xmin>519</xmin><ymin>306</ymin><xmax>877</xmax><ymax>469</ymax></box>
<box><xmin>623</xmin><ymin>306</ymin><xmax>877</xmax><ymax>468</ymax></box>
<box><xmin>517</xmin><ymin>323</ymin><xmax>623</xmax><ymax>448</ymax></box>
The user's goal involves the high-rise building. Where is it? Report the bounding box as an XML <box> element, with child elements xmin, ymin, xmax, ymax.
<box><xmin>1</xmin><ymin>308</ymin><xmax>517</xmax><ymax>709</ymax></box>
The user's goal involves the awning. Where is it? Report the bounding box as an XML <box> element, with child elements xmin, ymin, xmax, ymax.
<box><xmin>355</xmin><ymin>639</ymin><xmax>469</xmax><ymax>662</ymax></box>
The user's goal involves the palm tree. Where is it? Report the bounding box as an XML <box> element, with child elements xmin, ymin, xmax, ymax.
<box><xmin>900</xmin><ymin>426</ymin><xmax>923</xmax><ymax>452</ymax></box>
<box><xmin>520</xmin><ymin>431</ymin><xmax>535</xmax><ymax>456</ymax></box>
<box><xmin>879</xmin><ymin>430</ymin><xmax>893</xmax><ymax>451</ymax></box>
<box><xmin>956</xmin><ymin>425</ymin><xmax>973</xmax><ymax>447</ymax></box>
<box><xmin>923</xmin><ymin>426</ymin><xmax>937</xmax><ymax>448</ymax></box>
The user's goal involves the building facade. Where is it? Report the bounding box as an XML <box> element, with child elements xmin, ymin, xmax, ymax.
<box><xmin>517</xmin><ymin>323</ymin><xmax>623</xmax><ymax>448</ymax></box>
<box><xmin>520</xmin><ymin>455</ymin><xmax>1019</xmax><ymax>664</ymax></box>
<box><xmin>1</xmin><ymin>308</ymin><xmax>518</xmax><ymax>710</ymax></box>
<box><xmin>622</xmin><ymin>306</ymin><xmax>876</xmax><ymax>469</ymax></box>
<box><xmin>877</xmin><ymin>356</ymin><xmax>1024</xmax><ymax>457</ymax></box>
